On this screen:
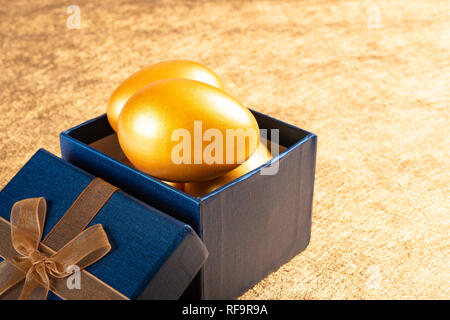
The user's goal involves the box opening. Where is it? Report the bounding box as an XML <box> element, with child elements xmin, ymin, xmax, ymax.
<box><xmin>64</xmin><ymin>110</ymin><xmax>312</xmax><ymax>199</ymax></box>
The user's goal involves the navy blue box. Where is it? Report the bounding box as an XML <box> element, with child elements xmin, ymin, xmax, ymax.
<box><xmin>60</xmin><ymin>110</ymin><xmax>317</xmax><ymax>299</ymax></box>
<box><xmin>0</xmin><ymin>149</ymin><xmax>207</xmax><ymax>300</ymax></box>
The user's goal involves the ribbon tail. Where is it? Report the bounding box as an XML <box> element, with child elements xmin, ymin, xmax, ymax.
<box><xmin>0</xmin><ymin>261</ymin><xmax>25</xmax><ymax>299</ymax></box>
<box><xmin>19</xmin><ymin>265</ymin><xmax>49</xmax><ymax>300</ymax></box>
<box><xmin>50</xmin><ymin>224</ymin><xmax>111</xmax><ymax>274</ymax></box>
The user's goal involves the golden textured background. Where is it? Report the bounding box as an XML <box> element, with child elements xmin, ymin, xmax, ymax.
<box><xmin>0</xmin><ymin>0</ymin><xmax>449</xmax><ymax>299</ymax></box>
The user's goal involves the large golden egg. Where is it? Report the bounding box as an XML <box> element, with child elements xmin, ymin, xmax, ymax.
<box><xmin>184</xmin><ymin>142</ymin><xmax>272</xmax><ymax>197</ymax></box>
<box><xmin>117</xmin><ymin>78</ymin><xmax>259</xmax><ymax>182</ymax></box>
<box><xmin>107</xmin><ymin>60</ymin><xmax>226</xmax><ymax>132</ymax></box>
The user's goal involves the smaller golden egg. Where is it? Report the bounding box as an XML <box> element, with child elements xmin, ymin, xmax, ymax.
<box><xmin>107</xmin><ymin>60</ymin><xmax>226</xmax><ymax>132</ymax></box>
<box><xmin>163</xmin><ymin>181</ymin><xmax>185</xmax><ymax>191</ymax></box>
<box><xmin>184</xmin><ymin>142</ymin><xmax>272</xmax><ymax>197</ymax></box>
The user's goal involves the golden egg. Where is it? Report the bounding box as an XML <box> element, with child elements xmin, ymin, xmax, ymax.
<box><xmin>184</xmin><ymin>142</ymin><xmax>272</xmax><ymax>197</ymax></box>
<box><xmin>117</xmin><ymin>78</ymin><xmax>259</xmax><ymax>182</ymax></box>
<box><xmin>107</xmin><ymin>60</ymin><xmax>226</xmax><ymax>132</ymax></box>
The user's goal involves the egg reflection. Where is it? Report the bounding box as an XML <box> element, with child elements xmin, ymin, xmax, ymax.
<box><xmin>121</xmin><ymin>156</ymin><xmax>184</xmax><ymax>191</ymax></box>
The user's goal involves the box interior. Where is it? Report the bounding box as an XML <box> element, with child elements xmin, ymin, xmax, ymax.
<box><xmin>65</xmin><ymin>110</ymin><xmax>311</xmax><ymax>198</ymax></box>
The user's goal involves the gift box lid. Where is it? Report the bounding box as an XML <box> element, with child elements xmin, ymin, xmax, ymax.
<box><xmin>0</xmin><ymin>149</ymin><xmax>208</xmax><ymax>300</ymax></box>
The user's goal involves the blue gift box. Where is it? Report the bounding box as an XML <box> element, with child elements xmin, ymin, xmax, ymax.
<box><xmin>60</xmin><ymin>109</ymin><xmax>317</xmax><ymax>299</ymax></box>
<box><xmin>0</xmin><ymin>149</ymin><xmax>208</xmax><ymax>300</ymax></box>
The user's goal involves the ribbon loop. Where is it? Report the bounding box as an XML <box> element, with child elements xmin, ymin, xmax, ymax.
<box><xmin>10</xmin><ymin>198</ymin><xmax>46</xmax><ymax>257</ymax></box>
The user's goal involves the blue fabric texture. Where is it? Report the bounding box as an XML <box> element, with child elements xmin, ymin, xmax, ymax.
<box><xmin>0</xmin><ymin>149</ymin><xmax>192</xmax><ymax>300</ymax></box>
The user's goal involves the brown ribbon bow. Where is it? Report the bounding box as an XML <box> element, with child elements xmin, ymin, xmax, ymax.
<box><xmin>0</xmin><ymin>197</ymin><xmax>111</xmax><ymax>300</ymax></box>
